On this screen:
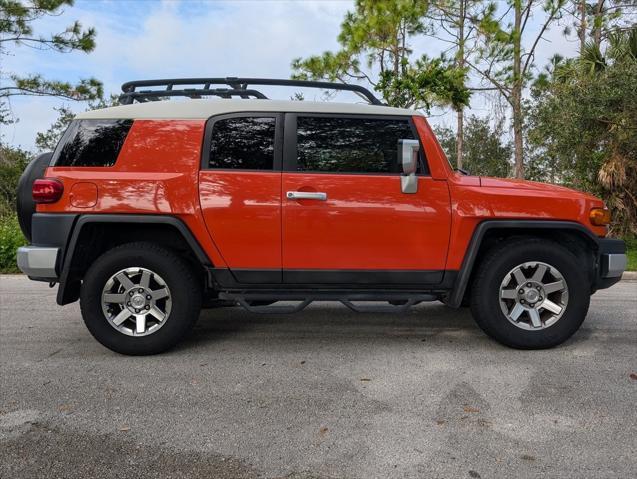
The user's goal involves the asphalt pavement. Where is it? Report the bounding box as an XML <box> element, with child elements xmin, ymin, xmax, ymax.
<box><xmin>1</xmin><ymin>275</ymin><xmax>636</xmax><ymax>479</ymax></box>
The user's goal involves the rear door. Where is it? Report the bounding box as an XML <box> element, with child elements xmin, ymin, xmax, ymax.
<box><xmin>281</xmin><ymin>114</ymin><xmax>451</xmax><ymax>285</ymax></box>
<box><xmin>199</xmin><ymin>113</ymin><xmax>283</xmax><ymax>283</ymax></box>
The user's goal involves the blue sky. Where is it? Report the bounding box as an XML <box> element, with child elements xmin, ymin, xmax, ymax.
<box><xmin>3</xmin><ymin>0</ymin><xmax>579</xmax><ymax>150</ymax></box>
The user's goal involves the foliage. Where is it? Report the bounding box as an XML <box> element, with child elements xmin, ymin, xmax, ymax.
<box><xmin>291</xmin><ymin>0</ymin><xmax>469</xmax><ymax>111</ymax></box>
<box><xmin>375</xmin><ymin>55</ymin><xmax>469</xmax><ymax>111</ymax></box>
<box><xmin>0</xmin><ymin>0</ymin><xmax>95</xmax><ymax>52</ymax></box>
<box><xmin>34</xmin><ymin>106</ymin><xmax>75</xmax><ymax>151</ymax></box>
<box><xmin>468</xmin><ymin>0</ymin><xmax>567</xmax><ymax>178</ymax></box>
<box><xmin>0</xmin><ymin>144</ymin><xmax>30</xmax><ymax>217</ymax></box>
<box><xmin>435</xmin><ymin>115</ymin><xmax>512</xmax><ymax>177</ymax></box>
<box><xmin>0</xmin><ymin>0</ymin><xmax>102</xmax><ymax>125</ymax></box>
<box><xmin>6</xmin><ymin>73</ymin><xmax>103</xmax><ymax>101</ymax></box>
<box><xmin>474</xmin><ymin>1</ymin><xmax>567</xmax><ymax>88</ymax></box>
<box><xmin>425</xmin><ymin>0</ymin><xmax>493</xmax><ymax>169</ymax></box>
<box><xmin>0</xmin><ymin>214</ymin><xmax>26</xmax><ymax>273</ymax></box>
<box><xmin>526</xmin><ymin>29</ymin><xmax>637</xmax><ymax>235</ymax></box>
<box><xmin>563</xmin><ymin>0</ymin><xmax>637</xmax><ymax>51</ymax></box>
<box><xmin>34</xmin><ymin>95</ymin><xmax>120</xmax><ymax>152</ymax></box>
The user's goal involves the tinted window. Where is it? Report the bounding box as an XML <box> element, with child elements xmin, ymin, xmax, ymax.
<box><xmin>296</xmin><ymin>116</ymin><xmax>419</xmax><ymax>173</ymax></box>
<box><xmin>209</xmin><ymin>117</ymin><xmax>276</xmax><ymax>169</ymax></box>
<box><xmin>53</xmin><ymin>119</ymin><xmax>133</xmax><ymax>167</ymax></box>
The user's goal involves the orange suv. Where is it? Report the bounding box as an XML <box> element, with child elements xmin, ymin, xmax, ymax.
<box><xmin>16</xmin><ymin>78</ymin><xmax>626</xmax><ymax>355</ymax></box>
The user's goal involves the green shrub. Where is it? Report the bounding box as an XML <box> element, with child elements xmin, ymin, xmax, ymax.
<box><xmin>0</xmin><ymin>146</ymin><xmax>30</xmax><ymax>217</ymax></box>
<box><xmin>0</xmin><ymin>215</ymin><xmax>27</xmax><ymax>273</ymax></box>
<box><xmin>625</xmin><ymin>237</ymin><xmax>637</xmax><ymax>272</ymax></box>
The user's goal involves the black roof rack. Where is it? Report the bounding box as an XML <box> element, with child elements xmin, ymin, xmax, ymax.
<box><xmin>119</xmin><ymin>77</ymin><xmax>383</xmax><ymax>106</ymax></box>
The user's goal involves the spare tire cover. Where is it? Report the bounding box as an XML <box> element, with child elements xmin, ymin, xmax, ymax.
<box><xmin>16</xmin><ymin>152</ymin><xmax>53</xmax><ymax>242</ymax></box>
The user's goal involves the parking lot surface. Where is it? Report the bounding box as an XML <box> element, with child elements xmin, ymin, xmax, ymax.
<box><xmin>1</xmin><ymin>275</ymin><xmax>636</xmax><ymax>478</ymax></box>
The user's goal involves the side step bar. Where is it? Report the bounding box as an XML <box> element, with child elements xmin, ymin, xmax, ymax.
<box><xmin>218</xmin><ymin>291</ymin><xmax>438</xmax><ymax>314</ymax></box>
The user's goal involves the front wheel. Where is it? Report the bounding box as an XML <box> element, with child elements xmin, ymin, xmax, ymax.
<box><xmin>80</xmin><ymin>242</ymin><xmax>202</xmax><ymax>355</ymax></box>
<box><xmin>470</xmin><ymin>238</ymin><xmax>590</xmax><ymax>349</ymax></box>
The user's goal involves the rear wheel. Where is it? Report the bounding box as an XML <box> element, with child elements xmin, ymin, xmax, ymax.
<box><xmin>80</xmin><ymin>242</ymin><xmax>201</xmax><ymax>355</ymax></box>
<box><xmin>470</xmin><ymin>238</ymin><xmax>590</xmax><ymax>349</ymax></box>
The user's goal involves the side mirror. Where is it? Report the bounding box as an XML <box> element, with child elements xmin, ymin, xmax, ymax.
<box><xmin>398</xmin><ymin>139</ymin><xmax>419</xmax><ymax>193</ymax></box>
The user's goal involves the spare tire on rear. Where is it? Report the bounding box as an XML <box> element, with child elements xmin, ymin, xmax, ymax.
<box><xmin>16</xmin><ymin>152</ymin><xmax>53</xmax><ymax>242</ymax></box>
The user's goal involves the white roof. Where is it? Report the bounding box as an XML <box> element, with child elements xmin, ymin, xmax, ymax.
<box><xmin>76</xmin><ymin>99</ymin><xmax>419</xmax><ymax>120</ymax></box>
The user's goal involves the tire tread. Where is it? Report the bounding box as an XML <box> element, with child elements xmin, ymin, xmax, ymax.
<box><xmin>469</xmin><ymin>237</ymin><xmax>589</xmax><ymax>349</ymax></box>
<box><xmin>80</xmin><ymin>241</ymin><xmax>201</xmax><ymax>355</ymax></box>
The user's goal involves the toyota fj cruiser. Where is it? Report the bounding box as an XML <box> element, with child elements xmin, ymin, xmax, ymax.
<box><xmin>16</xmin><ymin>78</ymin><xmax>627</xmax><ymax>355</ymax></box>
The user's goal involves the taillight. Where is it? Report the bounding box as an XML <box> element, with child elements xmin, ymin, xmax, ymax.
<box><xmin>32</xmin><ymin>178</ymin><xmax>64</xmax><ymax>204</ymax></box>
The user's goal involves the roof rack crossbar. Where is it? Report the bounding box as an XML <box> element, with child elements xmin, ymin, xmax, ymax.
<box><xmin>119</xmin><ymin>77</ymin><xmax>383</xmax><ymax>105</ymax></box>
<box><xmin>122</xmin><ymin>88</ymin><xmax>269</xmax><ymax>103</ymax></box>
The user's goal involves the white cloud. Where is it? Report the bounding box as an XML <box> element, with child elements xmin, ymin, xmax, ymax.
<box><xmin>3</xmin><ymin>0</ymin><xmax>352</xmax><ymax>150</ymax></box>
<box><xmin>2</xmin><ymin>0</ymin><xmax>581</xmax><ymax>150</ymax></box>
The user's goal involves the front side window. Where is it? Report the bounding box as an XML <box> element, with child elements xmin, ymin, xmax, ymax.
<box><xmin>52</xmin><ymin>119</ymin><xmax>133</xmax><ymax>167</ymax></box>
<box><xmin>296</xmin><ymin>116</ymin><xmax>419</xmax><ymax>174</ymax></box>
<box><xmin>208</xmin><ymin>116</ymin><xmax>276</xmax><ymax>169</ymax></box>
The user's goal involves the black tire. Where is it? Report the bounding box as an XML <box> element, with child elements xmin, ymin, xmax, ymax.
<box><xmin>80</xmin><ymin>242</ymin><xmax>202</xmax><ymax>355</ymax></box>
<box><xmin>16</xmin><ymin>152</ymin><xmax>53</xmax><ymax>242</ymax></box>
<box><xmin>470</xmin><ymin>238</ymin><xmax>590</xmax><ymax>349</ymax></box>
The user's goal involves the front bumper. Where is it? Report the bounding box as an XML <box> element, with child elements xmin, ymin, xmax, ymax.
<box><xmin>595</xmin><ymin>238</ymin><xmax>627</xmax><ymax>290</ymax></box>
<box><xmin>601</xmin><ymin>253</ymin><xmax>627</xmax><ymax>278</ymax></box>
<box><xmin>17</xmin><ymin>246</ymin><xmax>60</xmax><ymax>280</ymax></box>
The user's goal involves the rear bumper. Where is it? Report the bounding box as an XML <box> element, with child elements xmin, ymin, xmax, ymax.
<box><xmin>16</xmin><ymin>213</ymin><xmax>77</xmax><ymax>282</ymax></box>
<box><xmin>595</xmin><ymin>238</ymin><xmax>626</xmax><ymax>290</ymax></box>
<box><xmin>17</xmin><ymin>246</ymin><xmax>60</xmax><ymax>280</ymax></box>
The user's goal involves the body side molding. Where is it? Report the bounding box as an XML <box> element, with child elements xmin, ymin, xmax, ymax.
<box><xmin>211</xmin><ymin>268</ymin><xmax>457</xmax><ymax>291</ymax></box>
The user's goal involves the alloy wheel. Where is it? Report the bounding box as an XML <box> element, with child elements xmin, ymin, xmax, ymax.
<box><xmin>499</xmin><ymin>261</ymin><xmax>569</xmax><ymax>331</ymax></box>
<box><xmin>101</xmin><ymin>267</ymin><xmax>172</xmax><ymax>336</ymax></box>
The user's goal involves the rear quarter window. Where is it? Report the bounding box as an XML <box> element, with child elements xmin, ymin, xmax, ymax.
<box><xmin>51</xmin><ymin>119</ymin><xmax>134</xmax><ymax>167</ymax></box>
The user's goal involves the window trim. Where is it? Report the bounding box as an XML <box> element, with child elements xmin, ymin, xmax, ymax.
<box><xmin>50</xmin><ymin>121</ymin><xmax>79</xmax><ymax>166</ymax></box>
<box><xmin>200</xmin><ymin>112</ymin><xmax>284</xmax><ymax>171</ymax></box>
<box><xmin>282</xmin><ymin>113</ymin><xmax>429</xmax><ymax>176</ymax></box>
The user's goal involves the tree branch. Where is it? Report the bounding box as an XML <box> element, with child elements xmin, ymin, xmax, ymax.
<box><xmin>520</xmin><ymin>1</ymin><xmax>534</xmax><ymax>34</ymax></box>
<box><xmin>523</xmin><ymin>8</ymin><xmax>559</xmax><ymax>75</ymax></box>
<box><xmin>0</xmin><ymin>88</ymin><xmax>85</xmax><ymax>100</ymax></box>
<box><xmin>465</xmin><ymin>59</ymin><xmax>512</xmax><ymax>102</ymax></box>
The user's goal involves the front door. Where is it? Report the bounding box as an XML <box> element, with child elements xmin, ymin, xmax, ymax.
<box><xmin>281</xmin><ymin>114</ymin><xmax>451</xmax><ymax>285</ymax></box>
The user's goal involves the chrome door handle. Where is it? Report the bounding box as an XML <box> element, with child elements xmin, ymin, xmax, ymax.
<box><xmin>286</xmin><ymin>191</ymin><xmax>327</xmax><ymax>201</ymax></box>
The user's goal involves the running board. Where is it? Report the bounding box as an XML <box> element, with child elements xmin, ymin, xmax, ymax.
<box><xmin>219</xmin><ymin>291</ymin><xmax>438</xmax><ymax>314</ymax></box>
<box><xmin>236</xmin><ymin>299</ymin><xmax>312</xmax><ymax>314</ymax></box>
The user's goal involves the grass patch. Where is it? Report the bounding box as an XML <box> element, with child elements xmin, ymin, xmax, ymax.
<box><xmin>0</xmin><ymin>215</ymin><xmax>27</xmax><ymax>273</ymax></box>
<box><xmin>625</xmin><ymin>237</ymin><xmax>637</xmax><ymax>272</ymax></box>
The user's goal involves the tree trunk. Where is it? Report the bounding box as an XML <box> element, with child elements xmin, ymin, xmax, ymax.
<box><xmin>456</xmin><ymin>110</ymin><xmax>464</xmax><ymax>170</ymax></box>
<box><xmin>512</xmin><ymin>0</ymin><xmax>524</xmax><ymax>178</ymax></box>
<box><xmin>512</xmin><ymin>90</ymin><xmax>524</xmax><ymax>179</ymax></box>
<box><xmin>455</xmin><ymin>0</ymin><xmax>466</xmax><ymax>170</ymax></box>
<box><xmin>393</xmin><ymin>21</ymin><xmax>401</xmax><ymax>76</ymax></box>
<box><xmin>578</xmin><ymin>0</ymin><xmax>586</xmax><ymax>53</ymax></box>
<box><xmin>593</xmin><ymin>0</ymin><xmax>605</xmax><ymax>47</ymax></box>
